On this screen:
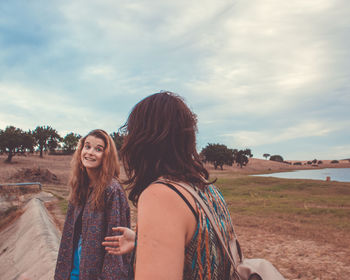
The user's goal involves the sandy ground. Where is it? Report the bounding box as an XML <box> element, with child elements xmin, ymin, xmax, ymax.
<box><xmin>234</xmin><ymin>219</ymin><xmax>350</xmax><ymax>280</ymax></box>
<box><xmin>1</xmin><ymin>154</ymin><xmax>349</xmax><ymax>279</ymax></box>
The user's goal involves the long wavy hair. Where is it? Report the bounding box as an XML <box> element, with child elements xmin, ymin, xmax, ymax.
<box><xmin>68</xmin><ymin>129</ymin><xmax>120</xmax><ymax>210</ymax></box>
<box><xmin>120</xmin><ymin>91</ymin><xmax>211</xmax><ymax>205</ymax></box>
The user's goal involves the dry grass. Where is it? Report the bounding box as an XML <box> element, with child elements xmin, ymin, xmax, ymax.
<box><xmin>210</xmin><ymin>168</ymin><xmax>350</xmax><ymax>280</ymax></box>
<box><xmin>0</xmin><ymin>206</ymin><xmax>23</xmax><ymax>231</ymax></box>
<box><xmin>0</xmin><ymin>154</ymin><xmax>72</xmax><ymax>185</ymax></box>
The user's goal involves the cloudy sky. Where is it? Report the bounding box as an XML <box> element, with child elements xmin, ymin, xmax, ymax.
<box><xmin>1</xmin><ymin>0</ymin><xmax>349</xmax><ymax>160</ymax></box>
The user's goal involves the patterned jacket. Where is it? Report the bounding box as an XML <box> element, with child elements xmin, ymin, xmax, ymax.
<box><xmin>54</xmin><ymin>179</ymin><xmax>130</xmax><ymax>280</ymax></box>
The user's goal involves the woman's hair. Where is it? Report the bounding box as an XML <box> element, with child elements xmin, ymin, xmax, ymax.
<box><xmin>120</xmin><ymin>91</ymin><xmax>211</xmax><ymax>205</ymax></box>
<box><xmin>68</xmin><ymin>129</ymin><xmax>120</xmax><ymax>210</ymax></box>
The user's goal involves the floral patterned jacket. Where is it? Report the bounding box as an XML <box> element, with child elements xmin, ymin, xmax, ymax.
<box><xmin>54</xmin><ymin>179</ymin><xmax>130</xmax><ymax>280</ymax></box>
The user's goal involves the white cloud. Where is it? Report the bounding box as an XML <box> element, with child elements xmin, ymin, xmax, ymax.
<box><xmin>0</xmin><ymin>82</ymin><xmax>125</xmax><ymax>135</ymax></box>
<box><xmin>81</xmin><ymin>65</ymin><xmax>116</xmax><ymax>80</ymax></box>
<box><xmin>185</xmin><ymin>0</ymin><xmax>344</xmax><ymax>117</ymax></box>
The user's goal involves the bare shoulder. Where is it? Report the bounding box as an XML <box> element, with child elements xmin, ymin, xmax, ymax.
<box><xmin>139</xmin><ymin>182</ymin><xmax>183</xmax><ymax>205</ymax></box>
<box><xmin>138</xmin><ymin>182</ymin><xmax>196</xmax><ymax>221</ymax></box>
<box><xmin>138</xmin><ymin>182</ymin><xmax>190</xmax><ymax>227</ymax></box>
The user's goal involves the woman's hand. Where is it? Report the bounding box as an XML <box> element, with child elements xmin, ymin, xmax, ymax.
<box><xmin>102</xmin><ymin>227</ymin><xmax>136</xmax><ymax>255</ymax></box>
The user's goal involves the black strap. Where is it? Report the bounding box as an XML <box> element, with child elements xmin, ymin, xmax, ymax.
<box><xmin>155</xmin><ymin>181</ymin><xmax>199</xmax><ymax>222</ymax></box>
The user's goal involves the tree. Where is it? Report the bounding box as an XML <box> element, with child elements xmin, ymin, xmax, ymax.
<box><xmin>63</xmin><ymin>132</ymin><xmax>81</xmax><ymax>154</ymax></box>
<box><xmin>201</xmin><ymin>143</ymin><xmax>234</xmax><ymax>170</ymax></box>
<box><xmin>110</xmin><ymin>132</ymin><xmax>125</xmax><ymax>151</ymax></box>
<box><xmin>33</xmin><ymin>126</ymin><xmax>61</xmax><ymax>157</ymax></box>
<box><xmin>21</xmin><ymin>131</ymin><xmax>35</xmax><ymax>153</ymax></box>
<box><xmin>270</xmin><ymin>155</ymin><xmax>284</xmax><ymax>162</ymax></box>
<box><xmin>48</xmin><ymin>137</ymin><xmax>61</xmax><ymax>153</ymax></box>
<box><xmin>263</xmin><ymin>153</ymin><xmax>270</xmax><ymax>160</ymax></box>
<box><xmin>0</xmin><ymin>126</ymin><xmax>34</xmax><ymax>162</ymax></box>
<box><xmin>233</xmin><ymin>149</ymin><xmax>253</xmax><ymax>168</ymax></box>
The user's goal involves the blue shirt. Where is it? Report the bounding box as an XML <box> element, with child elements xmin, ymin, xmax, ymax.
<box><xmin>70</xmin><ymin>236</ymin><xmax>82</xmax><ymax>280</ymax></box>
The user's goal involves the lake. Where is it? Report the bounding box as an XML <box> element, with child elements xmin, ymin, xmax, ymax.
<box><xmin>253</xmin><ymin>168</ymin><xmax>350</xmax><ymax>182</ymax></box>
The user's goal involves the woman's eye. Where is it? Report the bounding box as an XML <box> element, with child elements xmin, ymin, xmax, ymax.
<box><xmin>96</xmin><ymin>147</ymin><xmax>103</xmax><ymax>152</ymax></box>
<box><xmin>84</xmin><ymin>144</ymin><xmax>91</xmax><ymax>149</ymax></box>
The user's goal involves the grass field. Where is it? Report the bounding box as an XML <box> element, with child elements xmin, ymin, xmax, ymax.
<box><xmin>204</xmin><ymin>170</ymin><xmax>350</xmax><ymax>279</ymax></box>
<box><xmin>213</xmin><ymin>173</ymin><xmax>350</xmax><ymax>244</ymax></box>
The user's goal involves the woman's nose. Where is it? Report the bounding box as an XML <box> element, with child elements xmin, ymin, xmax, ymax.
<box><xmin>87</xmin><ymin>149</ymin><xmax>95</xmax><ymax>155</ymax></box>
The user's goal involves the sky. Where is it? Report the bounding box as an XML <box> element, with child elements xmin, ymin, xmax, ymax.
<box><xmin>0</xmin><ymin>0</ymin><xmax>349</xmax><ymax>161</ymax></box>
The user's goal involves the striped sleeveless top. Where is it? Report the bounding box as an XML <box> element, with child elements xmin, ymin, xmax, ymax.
<box><xmin>183</xmin><ymin>184</ymin><xmax>235</xmax><ymax>280</ymax></box>
<box><xmin>131</xmin><ymin>183</ymin><xmax>235</xmax><ymax>280</ymax></box>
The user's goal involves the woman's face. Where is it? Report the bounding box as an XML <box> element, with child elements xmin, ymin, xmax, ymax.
<box><xmin>81</xmin><ymin>135</ymin><xmax>105</xmax><ymax>170</ymax></box>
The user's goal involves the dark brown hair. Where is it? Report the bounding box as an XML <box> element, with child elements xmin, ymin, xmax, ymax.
<box><xmin>120</xmin><ymin>91</ymin><xmax>211</xmax><ymax>205</ymax></box>
<box><xmin>68</xmin><ymin>129</ymin><xmax>120</xmax><ymax>210</ymax></box>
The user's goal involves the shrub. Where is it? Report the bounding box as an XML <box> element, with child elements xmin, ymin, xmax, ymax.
<box><xmin>331</xmin><ymin>160</ymin><xmax>339</xmax><ymax>164</ymax></box>
<box><xmin>293</xmin><ymin>162</ymin><xmax>302</xmax><ymax>165</ymax></box>
<box><xmin>269</xmin><ymin>155</ymin><xmax>284</xmax><ymax>162</ymax></box>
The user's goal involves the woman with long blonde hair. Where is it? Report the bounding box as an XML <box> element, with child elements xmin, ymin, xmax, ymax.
<box><xmin>55</xmin><ymin>129</ymin><xmax>130</xmax><ymax>280</ymax></box>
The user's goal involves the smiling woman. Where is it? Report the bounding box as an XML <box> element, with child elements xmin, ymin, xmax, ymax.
<box><xmin>54</xmin><ymin>129</ymin><xmax>131</xmax><ymax>280</ymax></box>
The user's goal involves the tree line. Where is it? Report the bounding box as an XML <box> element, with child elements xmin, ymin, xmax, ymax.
<box><xmin>200</xmin><ymin>145</ymin><xmax>287</xmax><ymax>170</ymax></box>
<box><xmin>0</xmin><ymin>125</ymin><xmax>124</xmax><ymax>163</ymax></box>
<box><xmin>1</xmin><ymin>125</ymin><xmax>286</xmax><ymax>170</ymax></box>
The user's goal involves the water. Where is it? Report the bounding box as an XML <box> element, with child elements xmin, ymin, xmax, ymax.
<box><xmin>253</xmin><ymin>168</ymin><xmax>350</xmax><ymax>182</ymax></box>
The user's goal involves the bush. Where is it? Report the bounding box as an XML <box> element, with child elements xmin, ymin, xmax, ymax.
<box><xmin>269</xmin><ymin>155</ymin><xmax>284</xmax><ymax>162</ymax></box>
<box><xmin>293</xmin><ymin>162</ymin><xmax>302</xmax><ymax>165</ymax></box>
<box><xmin>318</xmin><ymin>160</ymin><xmax>323</xmax><ymax>164</ymax></box>
<box><xmin>331</xmin><ymin>160</ymin><xmax>339</xmax><ymax>164</ymax></box>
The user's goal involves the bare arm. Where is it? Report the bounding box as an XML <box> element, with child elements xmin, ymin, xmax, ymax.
<box><xmin>134</xmin><ymin>183</ymin><xmax>196</xmax><ymax>280</ymax></box>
